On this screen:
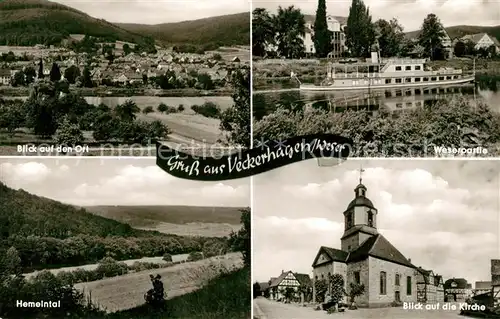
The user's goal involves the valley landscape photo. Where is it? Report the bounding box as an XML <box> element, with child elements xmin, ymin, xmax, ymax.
<box><xmin>0</xmin><ymin>158</ymin><xmax>251</xmax><ymax>319</ymax></box>
<box><xmin>0</xmin><ymin>0</ymin><xmax>250</xmax><ymax>156</ymax></box>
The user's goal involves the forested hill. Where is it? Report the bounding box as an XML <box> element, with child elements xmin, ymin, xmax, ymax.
<box><xmin>405</xmin><ymin>25</ymin><xmax>500</xmax><ymax>41</ymax></box>
<box><xmin>0</xmin><ymin>0</ymin><xmax>145</xmax><ymax>46</ymax></box>
<box><xmin>0</xmin><ymin>182</ymin><xmax>146</xmax><ymax>239</ymax></box>
<box><xmin>115</xmin><ymin>12</ymin><xmax>250</xmax><ymax>48</ymax></box>
<box><xmin>0</xmin><ymin>182</ymin><xmax>227</xmax><ymax>272</ymax></box>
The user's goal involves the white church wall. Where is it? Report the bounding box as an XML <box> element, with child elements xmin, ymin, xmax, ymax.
<box><xmin>367</xmin><ymin>257</ymin><xmax>417</xmax><ymax>307</ymax></box>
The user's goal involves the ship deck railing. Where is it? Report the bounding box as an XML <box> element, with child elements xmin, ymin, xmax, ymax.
<box><xmin>331</xmin><ymin>69</ymin><xmax>465</xmax><ymax>79</ymax></box>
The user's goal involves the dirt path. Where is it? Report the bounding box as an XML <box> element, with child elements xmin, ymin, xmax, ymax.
<box><xmin>75</xmin><ymin>252</ymin><xmax>243</xmax><ymax>313</ymax></box>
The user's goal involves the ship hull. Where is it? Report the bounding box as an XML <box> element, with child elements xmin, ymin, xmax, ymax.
<box><xmin>299</xmin><ymin>76</ymin><xmax>475</xmax><ymax>91</ymax></box>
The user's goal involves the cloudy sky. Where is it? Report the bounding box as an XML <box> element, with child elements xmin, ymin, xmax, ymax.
<box><xmin>253</xmin><ymin>0</ymin><xmax>500</xmax><ymax>32</ymax></box>
<box><xmin>51</xmin><ymin>0</ymin><xmax>250</xmax><ymax>24</ymax></box>
<box><xmin>253</xmin><ymin>159</ymin><xmax>500</xmax><ymax>286</ymax></box>
<box><xmin>0</xmin><ymin>158</ymin><xmax>250</xmax><ymax>207</ymax></box>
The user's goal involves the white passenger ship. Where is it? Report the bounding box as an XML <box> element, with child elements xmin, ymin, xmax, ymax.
<box><xmin>298</xmin><ymin>52</ymin><xmax>475</xmax><ymax>91</ymax></box>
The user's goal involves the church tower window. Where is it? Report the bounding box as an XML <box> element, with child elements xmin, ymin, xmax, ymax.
<box><xmin>368</xmin><ymin>210</ymin><xmax>374</xmax><ymax>227</ymax></box>
<box><xmin>380</xmin><ymin>271</ymin><xmax>387</xmax><ymax>295</ymax></box>
<box><xmin>346</xmin><ymin>212</ymin><xmax>353</xmax><ymax>228</ymax></box>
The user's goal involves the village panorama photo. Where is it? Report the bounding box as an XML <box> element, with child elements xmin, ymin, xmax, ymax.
<box><xmin>252</xmin><ymin>158</ymin><xmax>500</xmax><ymax>319</ymax></box>
<box><xmin>0</xmin><ymin>0</ymin><xmax>250</xmax><ymax>156</ymax></box>
<box><xmin>252</xmin><ymin>0</ymin><xmax>500</xmax><ymax>157</ymax></box>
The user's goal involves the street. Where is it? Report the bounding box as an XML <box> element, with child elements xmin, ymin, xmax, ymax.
<box><xmin>254</xmin><ymin>298</ymin><xmax>465</xmax><ymax>319</ymax></box>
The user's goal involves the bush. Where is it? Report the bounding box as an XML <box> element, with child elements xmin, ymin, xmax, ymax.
<box><xmin>187</xmin><ymin>252</ymin><xmax>203</xmax><ymax>262</ymax></box>
<box><xmin>162</xmin><ymin>253</ymin><xmax>173</xmax><ymax>262</ymax></box>
<box><xmin>177</xmin><ymin>104</ymin><xmax>185</xmax><ymax>112</ymax></box>
<box><xmin>142</xmin><ymin>106</ymin><xmax>154</xmax><ymax>114</ymax></box>
<box><xmin>191</xmin><ymin>102</ymin><xmax>221</xmax><ymax>118</ymax></box>
<box><xmin>95</xmin><ymin>257</ymin><xmax>128</xmax><ymax>278</ymax></box>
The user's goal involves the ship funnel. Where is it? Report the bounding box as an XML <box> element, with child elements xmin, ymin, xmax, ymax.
<box><xmin>371</xmin><ymin>52</ymin><xmax>378</xmax><ymax>64</ymax></box>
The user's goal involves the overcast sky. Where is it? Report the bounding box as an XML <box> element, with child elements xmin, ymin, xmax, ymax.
<box><xmin>253</xmin><ymin>159</ymin><xmax>500</xmax><ymax>286</ymax></box>
<box><xmin>0</xmin><ymin>158</ymin><xmax>250</xmax><ymax>207</ymax></box>
<box><xmin>51</xmin><ymin>0</ymin><xmax>250</xmax><ymax>24</ymax></box>
<box><xmin>253</xmin><ymin>0</ymin><xmax>500</xmax><ymax>32</ymax></box>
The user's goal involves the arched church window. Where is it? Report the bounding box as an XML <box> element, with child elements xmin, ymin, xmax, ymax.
<box><xmin>368</xmin><ymin>211</ymin><xmax>373</xmax><ymax>227</ymax></box>
<box><xmin>360</xmin><ymin>189</ymin><xmax>365</xmax><ymax>196</ymax></box>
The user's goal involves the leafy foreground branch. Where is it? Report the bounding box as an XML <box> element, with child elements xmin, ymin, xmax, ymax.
<box><xmin>254</xmin><ymin>97</ymin><xmax>500</xmax><ymax>157</ymax></box>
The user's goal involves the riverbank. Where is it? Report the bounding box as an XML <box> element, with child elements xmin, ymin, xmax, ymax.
<box><xmin>0</xmin><ymin>86</ymin><xmax>234</xmax><ymax>97</ymax></box>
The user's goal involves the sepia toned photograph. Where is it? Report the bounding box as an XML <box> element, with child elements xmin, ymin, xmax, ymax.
<box><xmin>0</xmin><ymin>158</ymin><xmax>251</xmax><ymax>319</ymax></box>
<box><xmin>0</xmin><ymin>0</ymin><xmax>250</xmax><ymax>156</ymax></box>
<box><xmin>253</xmin><ymin>159</ymin><xmax>500</xmax><ymax>318</ymax></box>
<box><xmin>252</xmin><ymin>0</ymin><xmax>500</xmax><ymax>157</ymax></box>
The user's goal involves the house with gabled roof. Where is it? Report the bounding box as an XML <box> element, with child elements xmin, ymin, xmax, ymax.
<box><xmin>416</xmin><ymin>267</ymin><xmax>437</xmax><ymax>303</ymax></box>
<box><xmin>460</xmin><ymin>33</ymin><xmax>500</xmax><ymax>53</ymax></box>
<box><xmin>311</xmin><ymin>179</ymin><xmax>417</xmax><ymax>307</ymax></box>
<box><xmin>435</xmin><ymin>275</ymin><xmax>445</xmax><ymax>302</ymax></box>
<box><xmin>267</xmin><ymin>270</ymin><xmax>312</xmax><ymax>302</ymax></box>
<box><xmin>444</xmin><ymin>278</ymin><xmax>471</xmax><ymax>302</ymax></box>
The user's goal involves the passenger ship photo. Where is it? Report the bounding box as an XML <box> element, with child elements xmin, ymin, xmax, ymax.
<box><xmin>298</xmin><ymin>52</ymin><xmax>475</xmax><ymax>91</ymax></box>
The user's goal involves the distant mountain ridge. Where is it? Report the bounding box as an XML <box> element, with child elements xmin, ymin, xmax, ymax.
<box><xmin>0</xmin><ymin>0</ymin><xmax>249</xmax><ymax>48</ymax></box>
<box><xmin>0</xmin><ymin>0</ymin><xmax>145</xmax><ymax>46</ymax></box>
<box><xmin>115</xmin><ymin>12</ymin><xmax>250</xmax><ymax>47</ymax></box>
<box><xmin>405</xmin><ymin>25</ymin><xmax>500</xmax><ymax>41</ymax></box>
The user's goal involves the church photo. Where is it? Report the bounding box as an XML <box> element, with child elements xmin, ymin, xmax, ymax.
<box><xmin>253</xmin><ymin>159</ymin><xmax>500</xmax><ymax>318</ymax></box>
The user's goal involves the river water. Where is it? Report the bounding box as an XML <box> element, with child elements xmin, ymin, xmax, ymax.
<box><xmin>253</xmin><ymin>76</ymin><xmax>500</xmax><ymax>120</ymax></box>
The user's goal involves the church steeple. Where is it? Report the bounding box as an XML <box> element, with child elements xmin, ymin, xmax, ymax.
<box><xmin>341</xmin><ymin>168</ymin><xmax>379</xmax><ymax>252</ymax></box>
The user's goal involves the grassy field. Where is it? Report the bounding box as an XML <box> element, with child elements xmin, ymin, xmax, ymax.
<box><xmin>85</xmin><ymin>205</ymin><xmax>244</xmax><ymax>237</ymax></box>
<box><xmin>75</xmin><ymin>252</ymin><xmax>244</xmax><ymax>313</ymax></box>
<box><xmin>108</xmin><ymin>266</ymin><xmax>251</xmax><ymax>319</ymax></box>
<box><xmin>0</xmin><ymin>96</ymin><xmax>235</xmax><ymax>154</ymax></box>
<box><xmin>85</xmin><ymin>205</ymin><xmax>244</xmax><ymax>226</ymax></box>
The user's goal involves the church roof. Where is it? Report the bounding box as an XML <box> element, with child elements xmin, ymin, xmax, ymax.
<box><xmin>323</xmin><ymin>246</ymin><xmax>350</xmax><ymax>262</ymax></box>
<box><xmin>313</xmin><ymin>235</ymin><xmax>414</xmax><ymax>268</ymax></box>
<box><xmin>347</xmin><ymin>234</ymin><xmax>414</xmax><ymax>268</ymax></box>
<box><xmin>346</xmin><ymin>196</ymin><xmax>375</xmax><ymax>210</ymax></box>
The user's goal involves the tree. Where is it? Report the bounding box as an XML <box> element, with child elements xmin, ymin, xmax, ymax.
<box><xmin>114</xmin><ymin>100</ymin><xmax>140</xmax><ymax>122</ymax></box>
<box><xmin>55</xmin><ymin>116</ymin><xmax>84</xmax><ymax>146</ymax></box>
<box><xmin>314</xmin><ymin>279</ymin><xmax>328</xmax><ymax>303</ymax></box>
<box><xmin>12</xmin><ymin>71</ymin><xmax>25</xmax><ymax>87</ymax></box>
<box><xmin>38</xmin><ymin>59</ymin><xmax>44</xmax><ymax>79</ymax></box>
<box><xmin>162</xmin><ymin>253</ymin><xmax>172</xmax><ymax>262</ymax></box>
<box><xmin>345</xmin><ymin>0</ymin><xmax>376</xmax><ymax>57</ymax></box>
<box><xmin>375</xmin><ymin>18</ymin><xmax>405</xmax><ymax>57</ymax></box>
<box><xmin>82</xmin><ymin>66</ymin><xmax>93</xmax><ymax>88</ymax></box>
<box><xmin>329</xmin><ymin>274</ymin><xmax>345</xmax><ymax>303</ymax></box>
<box><xmin>49</xmin><ymin>62</ymin><xmax>61</xmax><ymax>82</ymax></box>
<box><xmin>187</xmin><ymin>252</ymin><xmax>203</xmax><ymax>262</ymax></box>
<box><xmin>228</xmin><ymin>208</ymin><xmax>250</xmax><ymax>267</ymax></box>
<box><xmin>274</xmin><ymin>6</ymin><xmax>306</xmax><ymax>58</ymax></box>
<box><xmin>418</xmin><ymin>13</ymin><xmax>446</xmax><ymax>60</ymax></box>
<box><xmin>64</xmin><ymin>65</ymin><xmax>80</xmax><ymax>84</ymax></box>
<box><xmin>347</xmin><ymin>282</ymin><xmax>365</xmax><ymax>309</ymax></box>
<box><xmin>253</xmin><ymin>282</ymin><xmax>261</xmax><ymax>299</ymax></box>
<box><xmin>464</xmin><ymin>40</ymin><xmax>476</xmax><ymax>56</ymax></box>
<box><xmin>454</xmin><ymin>41</ymin><xmax>466</xmax><ymax>57</ymax></box>
<box><xmin>123</xmin><ymin>43</ymin><xmax>131</xmax><ymax>56</ymax></box>
<box><xmin>313</xmin><ymin>0</ymin><xmax>332</xmax><ymax>57</ymax></box>
<box><xmin>196</xmin><ymin>73</ymin><xmax>214</xmax><ymax>90</ymax></box>
<box><xmin>219</xmin><ymin>66</ymin><xmax>250</xmax><ymax>147</ymax></box>
<box><xmin>157</xmin><ymin>103</ymin><xmax>168</xmax><ymax>113</ymax></box>
<box><xmin>142</xmin><ymin>74</ymin><xmax>148</xmax><ymax>85</ymax></box>
<box><xmin>4</xmin><ymin>246</ymin><xmax>22</xmax><ymax>276</ymax></box>
<box><xmin>252</xmin><ymin>8</ymin><xmax>276</xmax><ymax>57</ymax></box>
<box><xmin>24</xmin><ymin>66</ymin><xmax>36</xmax><ymax>84</ymax></box>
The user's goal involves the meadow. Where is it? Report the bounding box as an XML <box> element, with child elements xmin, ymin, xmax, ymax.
<box><xmin>86</xmin><ymin>205</ymin><xmax>244</xmax><ymax>238</ymax></box>
<box><xmin>75</xmin><ymin>252</ymin><xmax>243</xmax><ymax>313</ymax></box>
